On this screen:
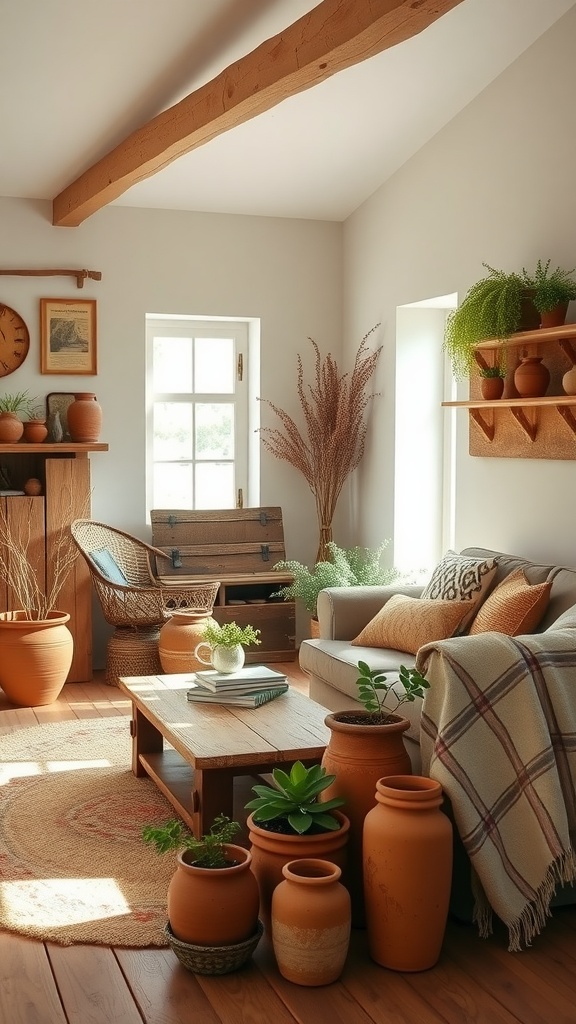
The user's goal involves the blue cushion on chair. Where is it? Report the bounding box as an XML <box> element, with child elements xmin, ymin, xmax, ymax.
<box><xmin>90</xmin><ymin>548</ymin><xmax>129</xmax><ymax>585</ymax></box>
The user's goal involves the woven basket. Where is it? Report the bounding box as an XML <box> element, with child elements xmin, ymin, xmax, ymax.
<box><xmin>164</xmin><ymin>920</ymin><xmax>264</xmax><ymax>975</ymax></box>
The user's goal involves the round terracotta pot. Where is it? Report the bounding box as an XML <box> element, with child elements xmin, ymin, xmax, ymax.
<box><xmin>480</xmin><ymin>376</ymin><xmax>504</xmax><ymax>401</ymax></box>
<box><xmin>158</xmin><ymin>610</ymin><xmax>218</xmax><ymax>673</ymax></box>
<box><xmin>562</xmin><ymin>365</ymin><xmax>576</xmax><ymax>396</ymax></box>
<box><xmin>540</xmin><ymin>302</ymin><xmax>569</xmax><ymax>328</ymax></box>
<box><xmin>514</xmin><ymin>356</ymin><xmax>550</xmax><ymax>398</ymax></box>
<box><xmin>22</xmin><ymin>419</ymin><xmax>48</xmax><ymax>443</ymax></box>
<box><xmin>67</xmin><ymin>393</ymin><xmax>102</xmax><ymax>443</ymax></box>
<box><xmin>363</xmin><ymin>775</ymin><xmax>452</xmax><ymax>971</ymax></box>
<box><xmin>0</xmin><ymin>411</ymin><xmax>24</xmax><ymax>443</ymax></box>
<box><xmin>168</xmin><ymin>843</ymin><xmax>260</xmax><ymax>946</ymax></box>
<box><xmin>271</xmin><ymin>859</ymin><xmax>351</xmax><ymax>986</ymax></box>
<box><xmin>247</xmin><ymin>811</ymin><xmax>350</xmax><ymax>929</ymax></box>
<box><xmin>0</xmin><ymin>610</ymin><xmax>73</xmax><ymax>706</ymax></box>
<box><xmin>321</xmin><ymin>711</ymin><xmax>411</xmax><ymax>926</ymax></box>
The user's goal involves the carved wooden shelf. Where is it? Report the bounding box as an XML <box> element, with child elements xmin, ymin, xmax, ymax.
<box><xmin>442</xmin><ymin>395</ymin><xmax>576</xmax><ymax>442</ymax></box>
<box><xmin>473</xmin><ymin>323</ymin><xmax>576</xmax><ymax>370</ymax></box>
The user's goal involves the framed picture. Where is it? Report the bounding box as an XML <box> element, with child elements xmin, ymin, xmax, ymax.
<box><xmin>40</xmin><ymin>298</ymin><xmax>97</xmax><ymax>375</ymax></box>
<box><xmin>45</xmin><ymin>392</ymin><xmax>76</xmax><ymax>440</ymax></box>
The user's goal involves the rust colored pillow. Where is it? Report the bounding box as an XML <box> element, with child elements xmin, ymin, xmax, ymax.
<box><xmin>351</xmin><ymin>594</ymin><xmax>471</xmax><ymax>655</ymax></box>
<box><xmin>468</xmin><ymin>568</ymin><xmax>552</xmax><ymax>636</ymax></box>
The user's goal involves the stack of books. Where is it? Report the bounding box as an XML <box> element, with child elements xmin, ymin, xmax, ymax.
<box><xmin>186</xmin><ymin>665</ymin><xmax>289</xmax><ymax>707</ymax></box>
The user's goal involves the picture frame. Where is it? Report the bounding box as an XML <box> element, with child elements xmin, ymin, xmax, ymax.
<box><xmin>45</xmin><ymin>392</ymin><xmax>76</xmax><ymax>440</ymax></box>
<box><xmin>40</xmin><ymin>298</ymin><xmax>97</xmax><ymax>375</ymax></box>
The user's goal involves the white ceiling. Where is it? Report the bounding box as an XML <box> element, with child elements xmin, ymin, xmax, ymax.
<box><xmin>1</xmin><ymin>0</ymin><xmax>574</xmax><ymax>223</ymax></box>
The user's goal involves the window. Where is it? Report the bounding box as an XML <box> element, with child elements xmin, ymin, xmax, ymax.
<box><xmin>146</xmin><ymin>318</ymin><xmax>249</xmax><ymax>512</ymax></box>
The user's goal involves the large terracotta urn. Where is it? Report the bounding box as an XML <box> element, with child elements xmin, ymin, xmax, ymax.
<box><xmin>363</xmin><ymin>776</ymin><xmax>452</xmax><ymax>971</ymax></box>
<box><xmin>0</xmin><ymin>610</ymin><xmax>73</xmax><ymax>705</ymax></box>
<box><xmin>158</xmin><ymin>610</ymin><xmax>218</xmax><ymax>673</ymax></box>
<box><xmin>271</xmin><ymin>859</ymin><xmax>351</xmax><ymax>986</ymax></box>
<box><xmin>67</xmin><ymin>393</ymin><xmax>102</xmax><ymax>443</ymax></box>
<box><xmin>168</xmin><ymin>843</ymin><xmax>259</xmax><ymax>946</ymax></box>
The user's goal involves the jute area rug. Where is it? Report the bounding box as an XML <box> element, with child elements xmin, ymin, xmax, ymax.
<box><xmin>0</xmin><ymin>717</ymin><xmax>178</xmax><ymax>947</ymax></box>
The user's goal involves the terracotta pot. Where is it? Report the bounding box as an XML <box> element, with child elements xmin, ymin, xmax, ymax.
<box><xmin>514</xmin><ymin>356</ymin><xmax>550</xmax><ymax>398</ymax></box>
<box><xmin>0</xmin><ymin>411</ymin><xmax>24</xmax><ymax>443</ymax></box>
<box><xmin>247</xmin><ymin>811</ymin><xmax>350</xmax><ymax>929</ymax></box>
<box><xmin>363</xmin><ymin>775</ymin><xmax>452</xmax><ymax>971</ymax></box>
<box><xmin>159</xmin><ymin>610</ymin><xmax>218</xmax><ymax>673</ymax></box>
<box><xmin>321</xmin><ymin>711</ymin><xmax>411</xmax><ymax>926</ymax></box>
<box><xmin>168</xmin><ymin>843</ymin><xmax>259</xmax><ymax>946</ymax></box>
<box><xmin>480</xmin><ymin>376</ymin><xmax>504</xmax><ymax>401</ymax></box>
<box><xmin>540</xmin><ymin>302</ymin><xmax>569</xmax><ymax>329</ymax></box>
<box><xmin>271</xmin><ymin>859</ymin><xmax>351</xmax><ymax>986</ymax></box>
<box><xmin>309</xmin><ymin>616</ymin><xmax>320</xmax><ymax>639</ymax></box>
<box><xmin>194</xmin><ymin>641</ymin><xmax>245</xmax><ymax>674</ymax></box>
<box><xmin>67</xmin><ymin>393</ymin><xmax>102</xmax><ymax>442</ymax></box>
<box><xmin>0</xmin><ymin>610</ymin><xmax>73</xmax><ymax>706</ymax></box>
<box><xmin>562</xmin><ymin>365</ymin><xmax>576</xmax><ymax>396</ymax></box>
<box><xmin>22</xmin><ymin>419</ymin><xmax>48</xmax><ymax>443</ymax></box>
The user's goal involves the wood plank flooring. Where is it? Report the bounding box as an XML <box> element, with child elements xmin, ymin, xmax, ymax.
<box><xmin>2</xmin><ymin>664</ymin><xmax>576</xmax><ymax>1024</ymax></box>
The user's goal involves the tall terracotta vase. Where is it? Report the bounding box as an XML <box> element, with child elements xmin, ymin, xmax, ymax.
<box><xmin>0</xmin><ymin>610</ymin><xmax>73</xmax><ymax>706</ymax></box>
<box><xmin>67</xmin><ymin>393</ymin><xmax>102</xmax><ymax>442</ymax></box>
<box><xmin>158</xmin><ymin>610</ymin><xmax>218</xmax><ymax>673</ymax></box>
<box><xmin>271</xmin><ymin>859</ymin><xmax>351</xmax><ymax>986</ymax></box>
<box><xmin>168</xmin><ymin>843</ymin><xmax>260</xmax><ymax>946</ymax></box>
<box><xmin>363</xmin><ymin>775</ymin><xmax>453</xmax><ymax>971</ymax></box>
<box><xmin>246</xmin><ymin>811</ymin><xmax>350</xmax><ymax>928</ymax></box>
<box><xmin>320</xmin><ymin>711</ymin><xmax>411</xmax><ymax>926</ymax></box>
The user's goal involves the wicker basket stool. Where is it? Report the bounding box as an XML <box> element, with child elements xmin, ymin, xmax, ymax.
<box><xmin>106</xmin><ymin>627</ymin><xmax>162</xmax><ymax>686</ymax></box>
<box><xmin>164</xmin><ymin>920</ymin><xmax>264</xmax><ymax>975</ymax></box>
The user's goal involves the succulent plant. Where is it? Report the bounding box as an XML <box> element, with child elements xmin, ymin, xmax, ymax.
<box><xmin>245</xmin><ymin>761</ymin><xmax>345</xmax><ymax>834</ymax></box>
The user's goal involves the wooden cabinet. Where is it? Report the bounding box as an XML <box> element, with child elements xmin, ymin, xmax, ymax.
<box><xmin>151</xmin><ymin>506</ymin><xmax>296</xmax><ymax>662</ymax></box>
<box><xmin>442</xmin><ymin>323</ymin><xmax>576</xmax><ymax>458</ymax></box>
<box><xmin>0</xmin><ymin>442</ymin><xmax>108</xmax><ymax>681</ymax></box>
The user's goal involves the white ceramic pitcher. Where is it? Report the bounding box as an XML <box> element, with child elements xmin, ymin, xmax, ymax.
<box><xmin>194</xmin><ymin>642</ymin><xmax>245</xmax><ymax>674</ymax></box>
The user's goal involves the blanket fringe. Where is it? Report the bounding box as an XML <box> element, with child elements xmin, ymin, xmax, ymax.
<box><xmin>474</xmin><ymin>848</ymin><xmax>576</xmax><ymax>952</ymax></box>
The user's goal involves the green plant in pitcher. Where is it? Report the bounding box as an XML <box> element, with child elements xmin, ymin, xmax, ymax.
<box><xmin>200</xmin><ymin>621</ymin><xmax>261</xmax><ymax>649</ymax></box>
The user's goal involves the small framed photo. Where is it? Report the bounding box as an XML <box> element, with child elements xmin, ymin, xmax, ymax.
<box><xmin>40</xmin><ymin>298</ymin><xmax>97</xmax><ymax>375</ymax></box>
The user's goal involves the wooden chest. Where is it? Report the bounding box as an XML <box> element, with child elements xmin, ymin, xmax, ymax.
<box><xmin>151</xmin><ymin>507</ymin><xmax>296</xmax><ymax>662</ymax></box>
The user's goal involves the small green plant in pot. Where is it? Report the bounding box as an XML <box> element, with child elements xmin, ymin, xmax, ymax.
<box><xmin>478</xmin><ymin>361</ymin><xmax>506</xmax><ymax>400</ymax></box>
<box><xmin>354</xmin><ymin>661</ymin><xmax>429</xmax><ymax>724</ymax></box>
<box><xmin>523</xmin><ymin>259</ymin><xmax>576</xmax><ymax>324</ymax></box>
<box><xmin>142</xmin><ymin>813</ymin><xmax>241</xmax><ymax>866</ymax></box>
<box><xmin>195</xmin><ymin>620</ymin><xmax>261</xmax><ymax>674</ymax></box>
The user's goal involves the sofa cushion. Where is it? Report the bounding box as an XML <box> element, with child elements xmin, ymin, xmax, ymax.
<box><xmin>351</xmin><ymin>594</ymin><xmax>471</xmax><ymax>654</ymax></box>
<box><xmin>468</xmin><ymin>568</ymin><xmax>552</xmax><ymax>636</ymax></box>
<box><xmin>420</xmin><ymin>550</ymin><xmax>497</xmax><ymax>629</ymax></box>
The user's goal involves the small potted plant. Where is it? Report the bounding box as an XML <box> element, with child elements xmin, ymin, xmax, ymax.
<box><xmin>142</xmin><ymin>813</ymin><xmax>261</xmax><ymax>970</ymax></box>
<box><xmin>245</xmin><ymin>761</ymin><xmax>350</xmax><ymax>923</ymax></box>
<box><xmin>524</xmin><ymin>259</ymin><xmax>576</xmax><ymax>327</ymax></box>
<box><xmin>478</xmin><ymin>362</ymin><xmax>506</xmax><ymax>401</ymax></box>
<box><xmin>194</xmin><ymin>620</ymin><xmax>261</xmax><ymax>674</ymax></box>
<box><xmin>0</xmin><ymin>390</ymin><xmax>38</xmax><ymax>443</ymax></box>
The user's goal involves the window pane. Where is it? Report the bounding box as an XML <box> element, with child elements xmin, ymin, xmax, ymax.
<box><xmin>154</xmin><ymin>463</ymin><xmax>193</xmax><ymax>508</ymax></box>
<box><xmin>153</xmin><ymin>337</ymin><xmax>193</xmax><ymax>393</ymax></box>
<box><xmin>195</xmin><ymin>403</ymin><xmax>234</xmax><ymax>459</ymax></box>
<box><xmin>195</xmin><ymin>463</ymin><xmax>234</xmax><ymax>509</ymax></box>
<box><xmin>195</xmin><ymin>337</ymin><xmax>234</xmax><ymax>393</ymax></box>
<box><xmin>153</xmin><ymin>402</ymin><xmax>192</xmax><ymax>460</ymax></box>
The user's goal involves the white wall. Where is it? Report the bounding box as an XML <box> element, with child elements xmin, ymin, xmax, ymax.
<box><xmin>342</xmin><ymin>6</ymin><xmax>576</xmax><ymax>568</ymax></box>
<box><xmin>0</xmin><ymin>198</ymin><xmax>342</xmax><ymax>657</ymax></box>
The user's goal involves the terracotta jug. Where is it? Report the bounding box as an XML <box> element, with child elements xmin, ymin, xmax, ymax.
<box><xmin>363</xmin><ymin>775</ymin><xmax>452</xmax><ymax>971</ymax></box>
<box><xmin>67</xmin><ymin>393</ymin><xmax>102</xmax><ymax>442</ymax></box>
<box><xmin>0</xmin><ymin>412</ymin><xmax>24</xmax><ymax>443</ymax></box>
<box><xmin>513</xmin><ymin>356</ymin><xmax>550</xmax><ymax>398</ymax></box>
<box><xmin>271</xmin><ymin>859</ymin><xmax>351</xmax><ymax>986</ymax></box>
<box><xmin>158</xmin><ymin>610</ymin><xmax>218</xmax><ymax>673</ymax></box>
<box><xmin>168</xmin><ymin>843</ymin><xmax>260</xmax><ymax>947</ymax></box>
<box><xmin>320</xmin><ymin>711</ymin><xmax>411</xmax><ymax>926</ymax></box>
<box><xmin>0</xmin><ymin>610</ymin><xmax>73</xmax><ymax>706</ymax></box>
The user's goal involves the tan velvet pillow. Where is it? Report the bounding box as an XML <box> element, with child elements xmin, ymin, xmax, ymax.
<box><xmin>468</xmin><ymin>568</ymin><xmax>552</xmax><ymax>636</ymax></box>
<box><xmin>351</xmin><ymin>594</ymin><xmax>471</xmax><ymax>655</ymax></box>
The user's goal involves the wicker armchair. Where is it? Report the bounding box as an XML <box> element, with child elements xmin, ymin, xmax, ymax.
<box><xmin>71</xmin><ymin>519</ymin><xmax>220</xmax><ymax>685</ymax></box>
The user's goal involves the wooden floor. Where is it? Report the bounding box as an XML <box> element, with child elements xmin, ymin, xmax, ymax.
<box><xmin>2</xmin><ymin>663</ymin><xmax>576</xmax><ymax>1024</ymax></box>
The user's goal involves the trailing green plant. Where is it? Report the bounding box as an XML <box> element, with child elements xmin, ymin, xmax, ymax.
<box><xmin>273</xmin><ymin>540</ymin><xmax>400</xmax><ymax>617</ymax></box>
<box><xmin>523</xmin><ymin>259</ymin><xmax>576</xmax><ymax>314</ymax></box>
<box><xmin>245</xmin><ymin>761</ymin><xmax>345</xmax><ymax>834</ymax></box>
<box><xmin>478</xmin><ymin>363</ymin><xmax>506</xmax><ymax>379</ymax></box>
<box><xmin>200</xmin><ymin>621</ymin><xmax>261</xmax><ymax>649</ymax></box>
<box><xmin>355</xmin><ymin>660</ymin><xmax>430</xmax><ymax>724</ymax></box>
<box><xmin>142</xmin><ymin>814</ymin><xmax>241</xmax><ymax>867</ymax></box>
<box><xmin>0</xmin><ymin>389</ymin><xmax>38</xmax><ymax>416</ymax></box>
<box><xmin>444</xmin><ymin>264</ymin><xmax>527</xmax><ymax>380</ymax></box>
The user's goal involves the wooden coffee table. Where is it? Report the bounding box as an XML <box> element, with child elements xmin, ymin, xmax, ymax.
<box><xmin>118</xmin><ymin>672</ymin><xmax>330</xmax><ymax>838</ymax></box>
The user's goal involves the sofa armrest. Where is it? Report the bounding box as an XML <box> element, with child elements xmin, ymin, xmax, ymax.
<box><xmin>316</xmin><ymin>584</ymin><xmax>424</xmax><ymax>641</ymax></box>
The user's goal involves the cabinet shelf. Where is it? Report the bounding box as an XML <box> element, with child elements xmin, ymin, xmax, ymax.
<box><xmin>0</xmin><ymin>443</ymin><xmax>108</xmax><ymax>453</ymax></box>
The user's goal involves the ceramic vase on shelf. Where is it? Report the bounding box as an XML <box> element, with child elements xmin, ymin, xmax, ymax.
<box><xmin>194</xmin><ymin>641</ymin><xmax>245</xmax><ymax>674</ymax></box>
<box><xmin>513</xmin><ymin>356</ymin><xmax>550</xmax><ymax>398</ymax></box>
<box><xmin>562</xmin><ymin>365</ymin><xmax>576</xmax><ymax>396</ymax></box>
<box><xmin>480</xmin><ymin>377</ymin><xmax>504</xmax><ymax>401</ymax></box>
<box><xmin>158</xmin><ymin>610</ymin><xmax>218</xmax><ymax>673</ymax></box>
<box><xmin>363</xmin><ymin>775</ymin><xmax>453</xmax><ymax>972</ymax></box>
<box><xmin>22</xmin><ymin>419</ymin><xmax>48</xmax><ymax>443</ymax></box>
<box><xmin>67</xmin><ymin>393</ymin><xmax>102</xmax><ymax>443</ymax></box>
<box><xmin>271</xmin><ymin>859</ymin><xmax>351</xmax><ymax>987</ymax></box>
<box><xmin>0</xmin><ymin>412</ymin><xmax>24</xmax><ymax>443</ymax></box>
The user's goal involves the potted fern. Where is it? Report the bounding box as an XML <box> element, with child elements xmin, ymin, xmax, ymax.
<box><xmin>478</xmin><ymin>362</ymin><xmax>506</xmax><ymax>400</ymax></box>
<box><xmin>142</xmin><ymin>813</ymin><xmax>261</xmax><ymax>966</ymax></box>
<box><xmin>525</xmin><ymin>259</ymin><xmax>576</xmax><ymax>327</ymax></box>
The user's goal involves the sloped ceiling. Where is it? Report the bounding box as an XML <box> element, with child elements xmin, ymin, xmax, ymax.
<box><xmin>1</xmin><ymin>0</ymin><xmax>574</xmax><ymax>223</ymax></box>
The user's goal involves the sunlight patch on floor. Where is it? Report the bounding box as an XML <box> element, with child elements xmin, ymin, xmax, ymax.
<box><xmin>2</xmin><ymin>878</ymin><xmax>130</xmax><ymax>926</ymax></box>
<box><xmin>0</xmin><ymin>758</ymin><xmax>114</xmax><ymax>784</ymax></box>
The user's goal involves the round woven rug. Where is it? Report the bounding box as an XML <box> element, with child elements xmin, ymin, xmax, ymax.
<box><xmin>0</xmin><ymin>717</ymin><xmax>178</xmax><ymax>946</ymax></box>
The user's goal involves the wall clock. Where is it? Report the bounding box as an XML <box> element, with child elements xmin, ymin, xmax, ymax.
<box><xmin>0</xmin><ymin>303</ymin><xmax>30</xmax><ymax>377</ymax></box>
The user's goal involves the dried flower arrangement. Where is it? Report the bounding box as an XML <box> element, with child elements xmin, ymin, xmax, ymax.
<box><xmin>259</xmin><ymin>327</ymin><xmax>382</xmax><ymax>562</ymax></box>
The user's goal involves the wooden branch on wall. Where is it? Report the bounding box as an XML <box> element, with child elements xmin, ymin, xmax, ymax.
<box><xmin>52</xmin><ymin>0</ymin><xmax>464</xmax><ymax>227</ymax></box>
<box><xmin>0</xmin><ymin>269</ymin><xmax>102</xmax><ymax>289</ymax></box>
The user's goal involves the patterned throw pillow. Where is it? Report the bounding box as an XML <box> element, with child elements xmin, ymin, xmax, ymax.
<box><xmin>351</xmin><ymin>594</ymin><xmax>472</xmax><ymax>655</ymax></box>
<box><xmin>468</xmin><ymin>568</ymin><xmax>552</xmax><ymax>636</ymax></box>
<box><xmin>420</xmin><ymin>550</ymin><xmax>498</xmax><ymax>630</ymax></box>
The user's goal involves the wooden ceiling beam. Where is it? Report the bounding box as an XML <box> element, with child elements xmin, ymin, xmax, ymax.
<box><xmin>52</xmin><ymin>0</ymin><xmax>463</xmax><ymax>227</ymax></box>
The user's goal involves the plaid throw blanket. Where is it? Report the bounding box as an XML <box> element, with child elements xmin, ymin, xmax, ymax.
<box><xmin>416</xmin><ymin>629</ymin><xmax>576</xmax><ymax>950</ymax></box>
